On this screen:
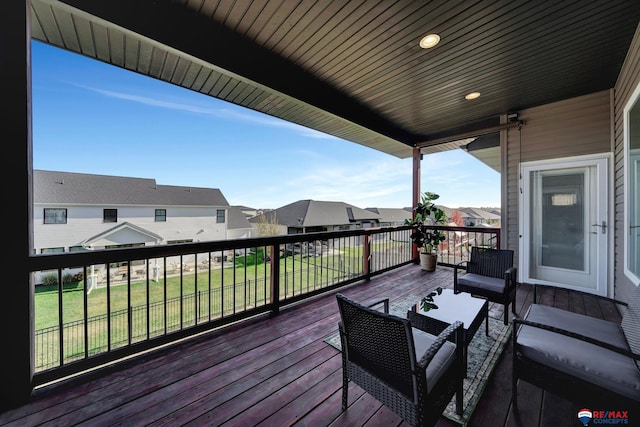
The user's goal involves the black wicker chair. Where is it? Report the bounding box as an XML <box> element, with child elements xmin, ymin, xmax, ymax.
<box><xmin>336</xmin><ymin>293</ymin><xmax>464</xmax><ymax>427</ymax></box>
<box><xmin>512</xmin><ymin>284</ymin><xmax>640</xmax><ymax>409</ymax></box>
<box><xmin>454</xmin><ymin>247</ymin><xmax>517</xmax><ymax>325</ymax></box>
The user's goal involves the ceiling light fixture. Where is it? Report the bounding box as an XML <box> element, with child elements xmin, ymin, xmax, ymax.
<box><xmin>419</xmin><ymin>33</ymin><xmax>440</xmax><ymax>49</ymax></box>
<box><xmin>465</xmin><ymin>92</ymin><xmax>481</xmax><ymax>100</ymax></box>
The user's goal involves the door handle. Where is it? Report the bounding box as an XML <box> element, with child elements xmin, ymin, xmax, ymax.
<box><xmin>592</xmin><ymin>221</ymin><xmax>607</xmax><ymax>234</ymax></box>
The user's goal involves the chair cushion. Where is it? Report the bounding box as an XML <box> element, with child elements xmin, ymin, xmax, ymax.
<box><xmin>458</xmin><ymin>273</ymin><xmax>505</xmax><ymax>294</ymax></box>
<box><xmin>526</xmin><ymin>304</ymin><xmax>628</xmax><ymax>350</ymax></box>
<box><xmin>517</xmin><ymin>319</ymin><xmax>640</xmax><ymax>401</ymax></box>
<box><xmin>412</xmin><ymin>327</ymin><xmax>457</xmax><ymax>393</ymax></box>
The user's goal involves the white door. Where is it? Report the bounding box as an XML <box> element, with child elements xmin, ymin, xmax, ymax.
<box><xmin>521</xmin><ymin>155</ymin><xmax>609</xmax><ymax>295</ymax></box>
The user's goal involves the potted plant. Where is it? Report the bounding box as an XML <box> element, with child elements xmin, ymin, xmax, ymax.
<box><xmin>405</xmin><ymin>191</ymin><xmax>447</xmax><ymax>271</ymax></box>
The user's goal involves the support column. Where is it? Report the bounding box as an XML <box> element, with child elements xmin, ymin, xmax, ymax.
<box><xmin>411</xmin><ymin>147</ymin><xmax>421</xmax><ymax>260</ymax></box>
<box><xmin>0</xmin><ymin>0</ymin><xmax>35</xmax><ymax>409</ymax></box>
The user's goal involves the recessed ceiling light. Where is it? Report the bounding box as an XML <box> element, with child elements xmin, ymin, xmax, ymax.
<box><xmin>419</xmin><ymin>34</ymin><xmax>440</xmax><ymax>49</ymax></box>
<box><xmin>465</xmin><ymin>92</ymin><xmax>481</xmax><ymax>100</ymax></box>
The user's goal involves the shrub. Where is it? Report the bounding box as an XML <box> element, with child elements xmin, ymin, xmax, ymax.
<box><xmin>41</xmin><ymin>274</ymin><xmax>58</xmax><ymax>286</ymax></box>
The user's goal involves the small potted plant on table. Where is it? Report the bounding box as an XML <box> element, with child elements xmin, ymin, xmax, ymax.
<box><xmin>405</xmin><ymin>191</ymin><xmax>447</xmax><ymax>271</ymax></box>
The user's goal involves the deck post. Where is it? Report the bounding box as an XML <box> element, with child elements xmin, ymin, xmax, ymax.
<box><xmin>0</xmin><ymin>0</ymin><xmax>35</xmax><ymax>409</ymax></box>
<box><xmin>411</xmin><ymin>147</ymin><xmax>421</xmax><ymax>261</ymax></box>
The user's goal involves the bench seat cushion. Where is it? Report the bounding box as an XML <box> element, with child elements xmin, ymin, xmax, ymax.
<box><xmin>457</xmin><ymin>273</ymin><xmax>506</xmax><ymax>295</ymax></box>
<box><xmin>518</xmin><ymin>306</ymin><xmax>640</xmax><ymax>401</ymax></box>
<box><xmin>525</xmin><ymin>304</ymin><xmax>628</xmax><ymax>350</ymax></box>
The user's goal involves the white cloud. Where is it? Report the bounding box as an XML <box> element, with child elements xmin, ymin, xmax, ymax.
<box><xmin>79</xmin><ymin>85</ymin><xmax>336</xmax><ymax>139</ymax></box>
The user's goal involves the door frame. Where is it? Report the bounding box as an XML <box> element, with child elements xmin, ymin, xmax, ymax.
<box><xmin>519</xmin><ymin>153</ymin><xmax>612</xmax><ymax>296</ymax></box>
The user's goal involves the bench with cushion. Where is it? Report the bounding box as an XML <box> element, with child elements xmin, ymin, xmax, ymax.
<box><xmin>512</xmin><ymin>284</ymin><xmax>640</xmax><ymax>408</ymax></box>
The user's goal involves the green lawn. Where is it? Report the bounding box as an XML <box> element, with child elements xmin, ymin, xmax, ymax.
<box><xmin>35</xmin><ymin>246</ymin><xmax>367</xmax><ymax>328</ymax></box>
<box><xmin>33</xmin><ymin>243</ymin><xmax>393</xmax><ymax>369</ymax></box>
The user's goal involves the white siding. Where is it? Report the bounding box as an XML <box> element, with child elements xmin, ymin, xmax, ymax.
<box><xmin>34</xmin><ymin>204</ymin><xmax>228</xmax><ymax>252</ymax></box>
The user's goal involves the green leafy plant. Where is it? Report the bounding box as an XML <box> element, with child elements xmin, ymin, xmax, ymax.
<box><xmin>405</xmin><ymin>191</ymin><xmax>447</xmax><ymax>254</ymax></box>
<box><xmin>420</xmin><ymin>287</ymin><xmax>443</xmax><ymax>312</ymax></box>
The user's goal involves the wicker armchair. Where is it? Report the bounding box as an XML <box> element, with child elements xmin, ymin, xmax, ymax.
<box><xmin>454</xmin><ymin>247</ymin><xmax>517</xmax><ymax>325</ymax></box>
<box><xmin>336</xmin><ymin>293</ymin><xmax>464</xmax><ymax>427</ymax></box>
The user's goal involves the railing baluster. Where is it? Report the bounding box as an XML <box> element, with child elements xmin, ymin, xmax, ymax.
<box><xmin>31</xmin><ymin>225</ymin><xmax>498</xmax><ymax>382</ymax></box>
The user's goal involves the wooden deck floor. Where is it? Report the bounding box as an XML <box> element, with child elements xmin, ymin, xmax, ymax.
<box><xmin>0</xmin><ymin>264</ymin><xmax>623</xmax><ymax>426</ymax></box>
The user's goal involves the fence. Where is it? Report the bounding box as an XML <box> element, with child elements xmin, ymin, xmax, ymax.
<box><xmin>31</xmin><ymin>225</ymin><xmax>498</xmax><ymax>383</ymax></box>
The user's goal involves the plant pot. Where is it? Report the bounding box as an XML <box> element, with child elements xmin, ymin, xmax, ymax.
<box><xmin>419</xmin><ymin>252</ymin><xmax>437</xmax><ymax>272</ymax></box>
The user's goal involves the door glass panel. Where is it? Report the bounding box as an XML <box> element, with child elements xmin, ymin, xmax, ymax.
<box><xmin>530</xmin><ymin>169</ymin><xmax>586</xmax><ymax>274</ymax></box>
<box><xmin>540</xmin><ymin>173</ymin><xmax>584</xmax><ymax>270</ymax></box>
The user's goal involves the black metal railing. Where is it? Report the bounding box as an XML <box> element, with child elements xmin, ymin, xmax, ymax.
<box><xmin>29</xmin><ymin>225</ymin><xmax>499</xmax><ymax>384</ymax></box>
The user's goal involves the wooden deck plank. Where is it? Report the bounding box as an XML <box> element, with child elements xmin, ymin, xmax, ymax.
<box><xmin>293</xmin><ymin>381</ymin><xmax>366</xmax><ymax>426</ymax></box>
<box><xmin>0</xmin><ymin>264</ymin><xmax>626</xmax><ymax>427</ymax></box>
<box><xmin>216</xmin><ymin>354</ymin><xmax>342</xmax><ymax>426</ymax></box>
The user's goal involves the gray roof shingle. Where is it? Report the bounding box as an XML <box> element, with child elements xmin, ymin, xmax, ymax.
<box><xmin>34</xmin><ymin>170</ymin><xmax>229</xmax><ymax>207</ymax></box>
<box><xmin>253</xmin><ymin>200</ymin><xmax>381</xmax><ymax>227</ymax></box>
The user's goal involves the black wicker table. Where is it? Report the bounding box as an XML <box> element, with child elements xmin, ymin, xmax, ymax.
<box><xmin>408</xmin><ymin>289</ymin><xmax>489</xmax><ymax>373</ymax></box>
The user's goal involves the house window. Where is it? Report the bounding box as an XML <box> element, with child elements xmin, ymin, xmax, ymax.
<box><xmin>103</xmin><ymin>209</ymin><xmax>117</xmax><ymax>223</ymax></box>
<box><xmin>41</xmin><ymin>247</ymin><xmax>64</xmax><ymax>254</ymax></box>
<box><xmin>155</xmin><ymin>209</ymin><xmax>167</xmax><ymax>222</ymax></box>
<box><xmin>624</xmin><ymin>82</ymin><xmax>640</xmax><ymax>285</ymax></box>
<box><xmin>216</xmin><ymin>209</ymin><xmax>225</xmax><ymax>223</ymax></box>
<box><xmin>44</xmin><ymin>208</ymin><xmax>67</xmax><ymax>224</ymax></box>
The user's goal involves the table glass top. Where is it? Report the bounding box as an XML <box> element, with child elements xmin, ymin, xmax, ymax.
<box><xmin>415</xmin><ymin>289</ymin><xmax>486</xmax><ymax>326</ymax></box>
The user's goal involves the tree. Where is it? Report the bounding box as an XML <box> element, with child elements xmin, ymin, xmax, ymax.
<box><xmin>450</xmin><ymin>209</ymin><xmax>464</xmax><ymax>226</ymax></box>
<box><xmin>256</xmin><ymin>212</ymin><xmax>280</xmax><ymax>237</ymax></box>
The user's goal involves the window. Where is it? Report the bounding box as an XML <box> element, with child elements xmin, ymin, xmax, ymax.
<box><xmin>155</xmin><ymin>209</ymin><xmax>167</xmax><ymax>222</ymax></box>
<box><xmin>167</xmin><ymin>239</ymin><xmax>193</xmax><ymax>244</ymax></box>
<box><xmin>103</xmin><ymin>209</ymin><xmax>117</xmax><ymax>223</ymax></box>
<box><xmin>624</xmin><ymin>82</ymin><xmax>640</xmax><ymax>285</ymax></box>
<box><xmin>44</xmin><ymin>208</ymin><xmax>67</xmax><ymax>224</ymax></box>
<box><xmin>216</xmin><ymin>209</ymin><xmax>225</xmax><ymax>223</ymax></box>
<box><xmin>41</xmin><ymin>247</ymin><xmax>64</xmax><ymax>254</ymax></box>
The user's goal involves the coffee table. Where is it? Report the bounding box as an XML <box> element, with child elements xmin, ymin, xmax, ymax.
<box><xmin>408</xmin><ymin>289</ymin><xmax>489</xmax><ymax>373</ymax></box>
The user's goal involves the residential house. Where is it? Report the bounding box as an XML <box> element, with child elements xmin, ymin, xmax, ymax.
<box><xmin>249</xmin><ymin>200</ymin><xmax>382</xmax><ymax>234</ymax></box>
<box><xmin>365</xmin><ymin>207</ymin><xmax>412</xmax><ymax>227</ymax></box>
<box><xmin>3</xmin><ymin>0</ymin><xmax>640</xmax><ymax>413</ymax></box>
<box><xmin>457</xmin><ymin>207</ymin><xmax>501</xmax><ymax>227</ymax></box>
<box><xmin>34</xmin><ymin>170</ymin><xmax>252</xmax><ymax>254</ymax></box>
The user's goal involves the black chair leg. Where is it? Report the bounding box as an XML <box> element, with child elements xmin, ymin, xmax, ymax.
<box><xmin>342</xmin><ymin>373</ymin><xmax>348</xmax><ymax>410</ymax></box>
<box><xmin>504</xmin><ymin>304</ymin><xmax>509</xmax><ymax>325</ymax></box>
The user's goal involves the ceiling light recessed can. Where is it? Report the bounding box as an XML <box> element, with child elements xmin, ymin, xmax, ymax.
<box><xmin>419</xmin><ymin>33</ymin><xmax>440</xmax><ymax>49</ymax></box>
<box><xmin>465</xmin><ymin>92</ymin><xmax>481</xmax><ymax>100</ymax></box>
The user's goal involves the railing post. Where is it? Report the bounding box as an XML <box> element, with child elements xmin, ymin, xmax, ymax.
<box><xmin>270</xmin><ymin>244</ymin><xmax>280</xmax><ymax>316</ymax></box>
<box><xmin>363</xmin><ymin>234</ymin><xmax>371</xmax><ymax>280</ymax></box>
<box><xmin>128</xmin><ymin>306</ymin><xmax>132</xmax><ymax>345</ymax></box>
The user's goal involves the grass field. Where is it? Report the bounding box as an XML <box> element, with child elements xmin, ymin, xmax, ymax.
<box><xmin>33</xmin><ymin>245</ymin><xmax>373</xmax><ymax>369</ymax></box>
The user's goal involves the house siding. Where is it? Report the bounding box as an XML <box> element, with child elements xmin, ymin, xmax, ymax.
<box><xmin>505</xmin><ymin>90</ymin><xmax>613</xmax><ymax>281</ymax></box>
<box><xmin>614</xmin><ymin>21</ymin><xmax>640</xmax><ymax>301</ymax></box>
<box><xmin>34</xmin><ymin>205</ymin><xmax>229</xmax><ymax>252</ymax></box>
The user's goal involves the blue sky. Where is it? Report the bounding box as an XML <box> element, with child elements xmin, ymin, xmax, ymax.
<box><xmin>32</xmin><ymin>41</ymin><xmax>500</xmax><ymax>210</ymax></box>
